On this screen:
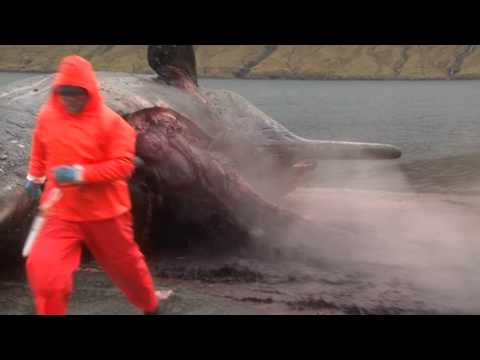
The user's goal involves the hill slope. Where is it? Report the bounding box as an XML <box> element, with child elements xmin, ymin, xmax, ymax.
<box><xmin>1</xmin><ymin>45</ymin><xmax>479</xmax><ymax>79</ymax></box>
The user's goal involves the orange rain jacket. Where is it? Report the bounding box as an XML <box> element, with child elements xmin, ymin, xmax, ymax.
<box><xmin>27</xmin><ymin>55</ymin><xmax>136</xmax><ymax>221</ymax></box>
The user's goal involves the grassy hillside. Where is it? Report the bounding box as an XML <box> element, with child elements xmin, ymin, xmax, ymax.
<box><xmin>1</xmin><ymin>45</ymin><xmax>479</xmax><ymax>79</ymax></box>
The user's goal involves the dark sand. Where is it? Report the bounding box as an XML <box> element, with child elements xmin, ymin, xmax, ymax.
<box><xmin>3</xmin><ymin>184</ymin><xmax>480</xmax><ymax>315</ymax></box>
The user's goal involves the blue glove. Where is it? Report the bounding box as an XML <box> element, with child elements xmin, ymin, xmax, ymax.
<box><xmin>24</xmin><ymin>180</ymin><xmax>42</xmax><ymax>201</ymax></box>
<box><xmin>53</xmin><ymin>166</ymin><xmax>83</xmax><ymax>184</ymax></box>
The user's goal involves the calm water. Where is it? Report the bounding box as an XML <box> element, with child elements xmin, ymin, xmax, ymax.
<box><xmin>3</xmin><ymin>72</ymin><xmax>480</xmax><ymax>192</ymax></box>
<box><xmin>201</xmin><ymin>78</ymin><xmax>480</xmax><ymax>163</ymax></box>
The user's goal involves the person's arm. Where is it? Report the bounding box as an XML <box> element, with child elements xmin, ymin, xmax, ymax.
<box><xmin>80</xmin><ymin>117</ymin><xmax>136</xmax><ymax>184</ymax></box>
<box><xmin>27</xmin><ymin>115</ymin><xmax>47</xmax><ymax>184</ymax></box>
<box><xmin>24</xmin><ymin>113</ymin><xmax>47</xmax><ymax>200</ymax></box>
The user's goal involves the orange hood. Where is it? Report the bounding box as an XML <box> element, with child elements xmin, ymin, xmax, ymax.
<box><xmin>49</xmin><ymin>55</ymin><xmax>103</xmax><ymax>114</ymax></box>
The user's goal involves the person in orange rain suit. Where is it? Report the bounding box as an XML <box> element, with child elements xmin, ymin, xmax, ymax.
<box><xmin>24</xmin><ymin>55</ymin><xmax>172</xmax><ymax>315</ymax></box>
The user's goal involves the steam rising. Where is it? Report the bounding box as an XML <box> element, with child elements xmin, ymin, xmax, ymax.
<box><xmin>269</xmin><ymin>156</ymin><xmax>480</xmax><ymax>313</ymax></box>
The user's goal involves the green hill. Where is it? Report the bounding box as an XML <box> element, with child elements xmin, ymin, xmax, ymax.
<box><xmin>1</xmin><ymin>45</ymin><xmax>479</xmax><ymax>79</ymax></box>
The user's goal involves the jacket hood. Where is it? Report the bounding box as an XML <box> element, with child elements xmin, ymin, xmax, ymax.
<box><xmin>49</xmin><ymin>55</ymin><xmax>103</xmax><ymax>114</ymax></box>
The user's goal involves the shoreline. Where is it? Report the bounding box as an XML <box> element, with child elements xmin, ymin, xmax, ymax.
<box><xmin>3</xmin><ymin>70</ymin><xmax>480</xmax><ymax>81</ymax></box>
